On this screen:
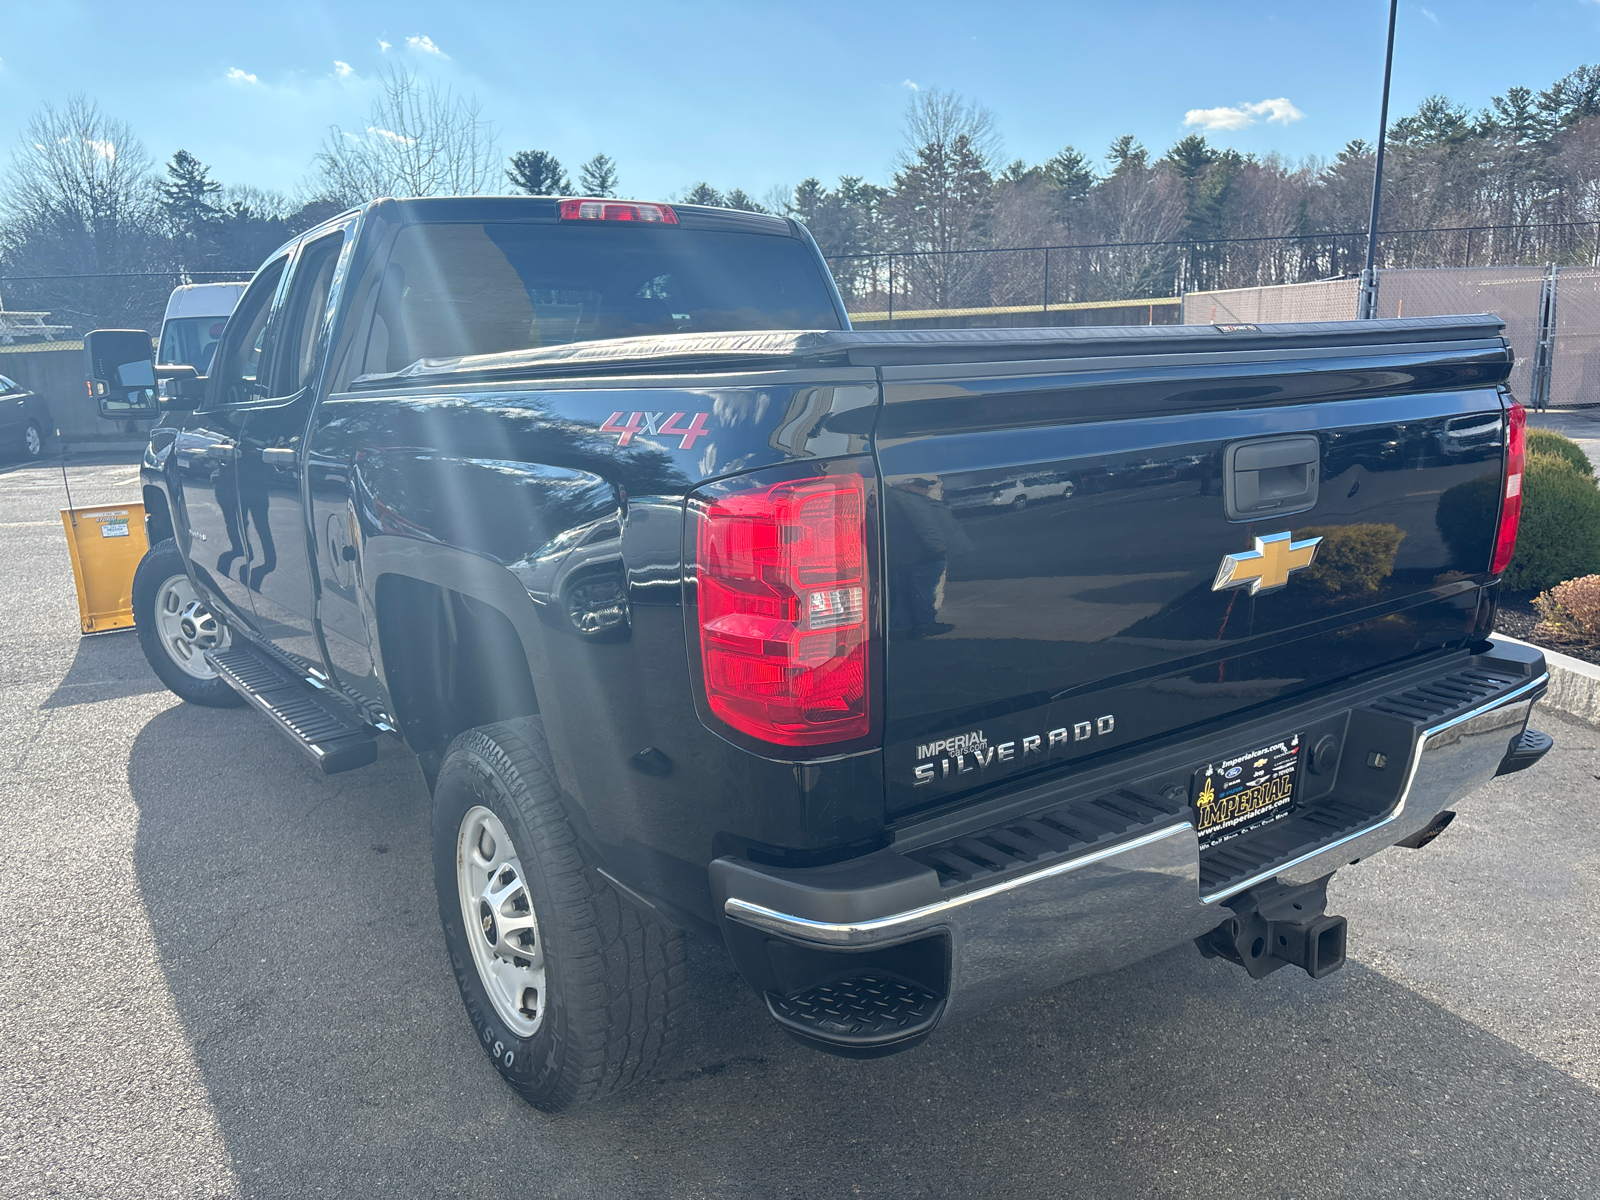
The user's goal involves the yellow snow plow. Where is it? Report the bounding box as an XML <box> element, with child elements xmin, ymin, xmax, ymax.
<box><xmin>62</xmin><ymin>329</ymin><xmax>163</xmax><ymax>634</ymax></box>
<box><xmin>61</xmin><ymin>502</ymin><xmax>149</xmax><ymax>634</ymax></box>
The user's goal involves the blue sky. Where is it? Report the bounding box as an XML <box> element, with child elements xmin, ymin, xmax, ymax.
<box><xmin>2</xmin><ymin>1</ymin><xmax>1600</xmax><ymax>201</ymax></box>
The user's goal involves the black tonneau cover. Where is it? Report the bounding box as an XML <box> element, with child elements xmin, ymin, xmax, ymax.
<box><xmin>350</xmin><ymin>314</ymin><xmax>1508</xmax><ymax>388</ymax></box>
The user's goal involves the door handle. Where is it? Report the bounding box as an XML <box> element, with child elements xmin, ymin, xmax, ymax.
<box><xmin>261</xmin><ymin>447</ymin><xmax>296</xmax><ymax>466</ymax></box>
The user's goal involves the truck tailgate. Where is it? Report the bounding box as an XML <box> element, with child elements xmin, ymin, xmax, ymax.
<box><xmin>874</xmin><ymin>321</ymin><xmax>1513</xmax><ymax>816</ymax></box>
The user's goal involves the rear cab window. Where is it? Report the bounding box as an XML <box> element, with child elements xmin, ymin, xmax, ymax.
<box><xmin>358</xmin><ymin>219</ymin><xmax>843</xmax><ymax>376</ymax></box>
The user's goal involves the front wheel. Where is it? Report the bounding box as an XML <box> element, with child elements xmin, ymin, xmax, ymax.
<box><xmin>432</xmin><ymin>717</ymin><xmax>685</xmax><ymax>1111</ymax></box>
<box><xmin>131</xmin><ymin>539</ymin><xmax>245</xmax><ymax>707</ymax></box>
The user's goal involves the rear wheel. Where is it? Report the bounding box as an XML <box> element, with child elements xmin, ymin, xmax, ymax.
<box><xmin>131</xmin><ymin>539</ymin><xmax>244</xmax><ymax>707</ymax></box>
<box><xmin>432</xmin><ymin>717</ymin><xmax>685</xmax><ymax>1112</ymax></box>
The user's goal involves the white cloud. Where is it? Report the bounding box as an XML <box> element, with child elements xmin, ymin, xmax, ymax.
<box><xmin>1421</xmin><ymin>7</ymin><xmax>1439</xmax><ymax>22</ymax></box>
<box><xmin>368</xmin><ymin>126</ymin><xmax>416</xmax><ymax>146</ymax></box>
<box><xmin>77</xmin><ymin>137</ymin><xmax>116</xmax><ymax>160</ymax></box>
<box><xmin>901</xmin><ymin>79</ymin><xmax>919</xmax><ymax>91</ymax></box>
<box><xmin>1183</xmin><ymin>96</ymin><xmax>1305</xmax><ymax>132</ymax></box>
<box><xmin>377</xmin><ymin>38</ymin><xmax>392</xmax><ymax>52</ymax></box>
<box><xmin>226</xmin><ymin>67</ymin><xmax>259</xmax><ymax>84</ymax></box>
<box><xmin>406</xmin><ymin>34</ymin><xmax>446</xmax><ymax>56</ymax></box>
<box><xmin>334</xmin><ymin>60</ymin><xmax>354</xmax><ymax>78</ymax></box>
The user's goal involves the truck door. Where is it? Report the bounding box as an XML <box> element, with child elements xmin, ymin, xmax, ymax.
<box><xmin>236</xmin><ymin>226</ymin><xmax>355</xmax><ymax>674</ymax></box>
<box><xmin>170</xmin><ymin>254</ymin><xmax>290</xmax><ymax>629</ymax></box>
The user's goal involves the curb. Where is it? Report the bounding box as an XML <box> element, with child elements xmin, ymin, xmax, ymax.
<box><xmin>1496</xmin><ymin>634</ymin><xmax>1600</xmax><ymax>731</ymax></box>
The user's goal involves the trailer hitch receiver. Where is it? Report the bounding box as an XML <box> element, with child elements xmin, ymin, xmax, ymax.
<box><xmin>1196</xmin><ymin>876</ymin><xmax>1347</xmax><ymax>980</ymax></box>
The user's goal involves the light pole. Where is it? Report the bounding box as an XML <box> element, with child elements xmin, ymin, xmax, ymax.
<box><xmin>1358</xmin><ymin>0</ymin><xmax>1399</xmax><ymax>319</ymax></box>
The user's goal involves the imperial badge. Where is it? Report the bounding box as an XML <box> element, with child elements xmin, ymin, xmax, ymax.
<box><xmin>1212</xmin><ymin>530</ymin><xmax>1322</xmax><ymax>595</ymax></box>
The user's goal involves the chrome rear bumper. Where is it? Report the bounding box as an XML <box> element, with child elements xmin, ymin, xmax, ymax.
<box><xmin>715</xmin><ymin>659</ymin><xmax>1547</xmax><ymax>1024</ymax></box>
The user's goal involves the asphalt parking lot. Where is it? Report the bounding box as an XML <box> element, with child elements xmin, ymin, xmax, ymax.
<box><xmin>4</xmin><ymin>453</ymin><xmax>1600</xmax><ymax>1199</ymax></box>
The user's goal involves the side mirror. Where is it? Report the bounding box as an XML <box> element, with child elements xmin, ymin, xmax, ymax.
<box><xmin>85</xmin><ymin>330</ymin><xmax>158</xmax><ymax>419</ymax></box>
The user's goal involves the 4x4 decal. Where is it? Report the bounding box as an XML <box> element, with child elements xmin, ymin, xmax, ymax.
<box><xmin>601</xmin><ymin>410</ymin><xmax>710</xmax><ymax>450</ymax></box>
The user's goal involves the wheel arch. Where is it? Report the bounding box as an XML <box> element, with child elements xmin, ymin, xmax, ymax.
<box><xmin>365</xmin><ymin>537</ymin><xmax>548</xmax><ymax>776</ymax></box>
<box><xmin>143</xmin><ymin>485</ymin><xmax>175</xmax><ymax>547</ymax></box>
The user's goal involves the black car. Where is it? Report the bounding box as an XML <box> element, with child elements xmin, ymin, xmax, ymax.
<box><xmin>0</xmin><ymin>373</ymin><xmax>51</xmax><ymax>460</ymax></box>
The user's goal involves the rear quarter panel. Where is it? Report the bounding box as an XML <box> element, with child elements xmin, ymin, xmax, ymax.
<box><xmin>307</xmin><ymin>370</ymin><xmax>883</xmax><ymax>918</ymax></box>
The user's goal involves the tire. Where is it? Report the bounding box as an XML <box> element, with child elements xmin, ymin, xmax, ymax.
<box><xmin>1011</xmin><ymin>495</ymin><xmax>1027</xmax><ymax>510</ymax></box>
<box><xmin>21</xmin><ymin>420</ymin><xmax>44</xmax><ymax>461</ymax></box>
<box><xmin>131</xmin><ymin>539</ymin><xmax>245</xmax><ymax>707</ymax></box>
<box><xmin>432</xmin><ymin>717</ymin><xmax>686</xmax><ymax>1112</ymax></box>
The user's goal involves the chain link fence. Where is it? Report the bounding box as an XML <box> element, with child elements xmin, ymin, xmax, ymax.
<box><xmin>1543</xmin><ymin>268</ymin><xmax>1600</xmax><ymax>410</ymax></box>
<box><xmin>1186</xmin><ymin>264</ymin><xmax>1600</xmax><ymax>409</ymax></box>
<box><xmin>827</xmin><ymin>220</ymin><xmax>1600</xmax><ymax>328</ymax></box>
<box><xmin>0</xmin><ymin>269</ymin><xmax>254</xmax><ymax>340</ymax></box>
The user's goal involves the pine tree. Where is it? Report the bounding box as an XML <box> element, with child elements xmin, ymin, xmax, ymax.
<box><xmin>683</xmin><ymin>182</ymin><xmax>724</xmax><ymax>206</ymax></box>
<box><xmin>161</xmin><ymin>150</ymin><xmax>222</xmax><ymax>267</ymax></box>
<box><xmin>1044</xmin><ymin>146</ymin><xmax>1096</xmax><ymax>204</ymax></box>
<box><xmin>578</xmin><ymin>154</ymin><xmax>619</xmax><ymax>197</ymax></box>
<box><xmin>161</xmin><ymin>150</ymin><xmax>222</xmax><ymax>232</ymax></box>
<box><xmin>1106</xmin><ymin>135</ymin><xmax>1148</xmax><ymax>174</ymax></box>
<box><xmin>722</xmin><ymin>189</ymin><xmax>767</xmax><ymax>213</ymax></box>
<box><xmin>506</xmin><ymin>150</ymin><xmax>571</xmax><ymax>195</ymax></box>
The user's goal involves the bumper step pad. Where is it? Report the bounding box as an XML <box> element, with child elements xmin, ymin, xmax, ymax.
<box><xmin>206</xmin><ymin>644</ymin><xmax>377</xmax><ymax>774</ymax></box>
<box><xmin>1497</xmin><ymin>726</ymin><xmax>1553</xmax><ymax>776</ymax></box>
<box><xmin>766</xmin><ymin>974</ymin><xmax>945</xmax><ymax>1056</ymax></box>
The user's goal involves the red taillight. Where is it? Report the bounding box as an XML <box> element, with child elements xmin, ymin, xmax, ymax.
<box><xmin>696</xmin><ymin>473</ymin><xmax>871</xmax><ymax>746</ymax></box>
<box><xmin>1490</xmin><ymin>401</ymin><xmax>1526</xmax><ymax>576</ymax></box>
<box><xmin>558</xmin><ymin>198</ymin><xmax>678</xmax><ymax>224</ymax></box>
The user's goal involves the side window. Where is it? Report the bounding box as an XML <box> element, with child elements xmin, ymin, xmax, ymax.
<box><xmin>270</xmin><ymin>231</ymin><xmax>348</xmax><ymax>398</ymax></box>
<box><xmin>0</xmin><ymin>375</ymin><xmax>17</xmax><ymax>394</ymax></box>
<box><xmin>213</xmin><ymin>258</ymin><xmax>289</xmax><ymax>407</ymax></box>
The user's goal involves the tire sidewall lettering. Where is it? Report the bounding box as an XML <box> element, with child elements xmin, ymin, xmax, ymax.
<box><xmin>435</xmin><ymin>774</ymin><xmax>548</xmax><ymax>1087</ymax></box>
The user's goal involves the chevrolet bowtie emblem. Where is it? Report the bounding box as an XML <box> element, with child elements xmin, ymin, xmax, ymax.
<box><xmin>1212</xmin><ymin>531</ymin><xmax>1322</xmax><ymax>595</ymax></box>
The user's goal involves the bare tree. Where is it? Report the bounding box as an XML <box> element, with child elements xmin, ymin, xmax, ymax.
<box><xmin>983</xmin><ymin>178</ymin><xmax>1068</xmax><ymax>306</ymax></box>
<box><xmin>891</xmin><ymin>89</ymin><xmax>1001</xmax><ymax>305</ymax></box>
<box><xmin>314</xmin><ymin>66</ymin><xmax>499</xmax><ymax>202</ymax></box>
<box><xmin>1078</xmin><ymin>152</ymin><xmax>1185</xmax><ymax>300</ymax></box>
<box><xmin>0</xmin><ymin>95</ymin><xmax>165</xmax><ymax>331</ymax></box>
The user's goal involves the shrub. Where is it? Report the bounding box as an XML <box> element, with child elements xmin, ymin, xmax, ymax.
<box><xmin>1526</xmin><ymin>428</ymin><xmax>1594</xmax><ymax>478</ymax></box>
<box><xmin>1502</xmin><ymin>452</ymin><xmax>1600</xmax><ymax>592</ymax></box>
<box><xmin>1296</xmin><ymin>523</ymin><xmax>1407</xmax><ymax>594</ymax></box>
<box><xmin>1534</xmin><ymin>574</ymin><xmax>1600</xmax><ymax>647</ymax></box>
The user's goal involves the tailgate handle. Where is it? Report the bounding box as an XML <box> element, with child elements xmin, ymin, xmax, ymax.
<box><xmin>1225</xmin><ymin>435</ymin><xmax>1320</xmax><ymax>520</ymax></box>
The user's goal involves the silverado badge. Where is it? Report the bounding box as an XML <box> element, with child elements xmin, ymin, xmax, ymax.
<box><xmin>1212</xmin><ymin>530</ymin><xmax>1322</xmax><ymax>595</ymax></box>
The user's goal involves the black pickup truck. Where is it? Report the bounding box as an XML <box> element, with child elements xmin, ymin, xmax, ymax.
<box><xmin>90</xmin><ymin>196</ymin><xmax>1552</xmax><ymax>1112</ymax></box>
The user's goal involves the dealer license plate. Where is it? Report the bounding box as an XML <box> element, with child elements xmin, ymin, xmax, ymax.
<box><xmin>1192</xmin><ymin>733</ymin><xmax>1304</xmax><ymax>851</ymax></box>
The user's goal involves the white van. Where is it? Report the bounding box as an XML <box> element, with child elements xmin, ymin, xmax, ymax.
<box><xmin>156</xmin><ymin>282</ymin><xmax>246</xmax><ymax>375</ymax></box>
